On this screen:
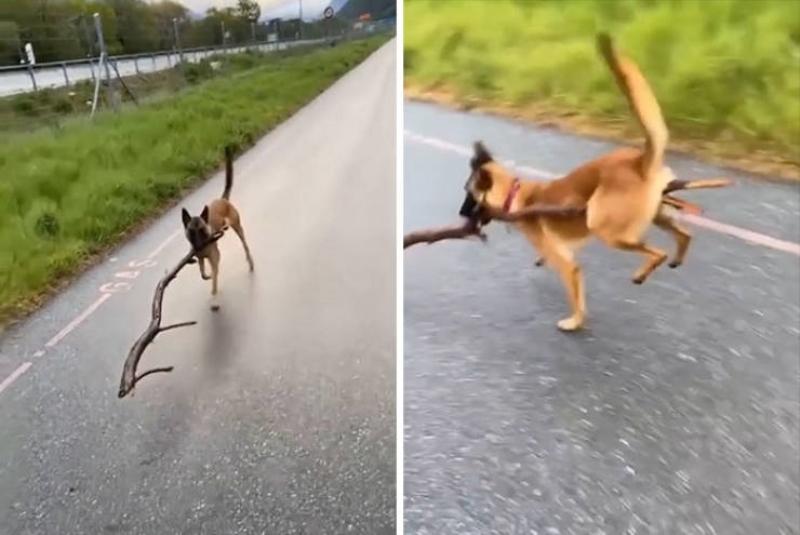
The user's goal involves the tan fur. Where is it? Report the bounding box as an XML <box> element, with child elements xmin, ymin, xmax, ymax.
<box><xmin>466</xmin><ymin>34</ymin><xmax>725</xmax><ymax>331</ymax></box>
<box><xmin>199</xmin><ymin>199</ymin><xmax>254</xmax><ymax>296</ymax></box>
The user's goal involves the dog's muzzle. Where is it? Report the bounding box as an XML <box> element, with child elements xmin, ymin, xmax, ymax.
<box><xmin>459</xmin><ymin>192</ymin><xmax>479</xmax><ymax>218</ymax></box>
<box><xmin>459</xmin><ymin>192</ymin><xmax>491</xmax><ymax>225</ymax></box>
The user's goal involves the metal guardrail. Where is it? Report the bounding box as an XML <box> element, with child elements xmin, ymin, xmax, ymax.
<box><xmin>0</xmin><ymin>39</ymin><xmax>324</xmax><ymax>97</ymax></box>
<box><xmin>0</xmin><ymin>19</ymin><xmax>394</xmax><ymax>98</ymax></box>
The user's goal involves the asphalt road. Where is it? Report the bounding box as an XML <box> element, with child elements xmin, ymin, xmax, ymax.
<box><xmin>403</xmin><ymin>101</ymin><xmax>800</xmax><ymax>535</ymax></box>
<box><xmin>0</xmin><ymin>40</ymin><xmax>396</xmax><ymax>534</ymax></box>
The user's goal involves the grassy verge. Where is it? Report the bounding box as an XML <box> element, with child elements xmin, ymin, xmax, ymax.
<box><xmin>404</xmin><ymin>0</ymin><xmax>800</xmax><ymax>179</ymax></box>
<box><xmin>0</xmin><ymin>35</ymin><xmax>388</xmax><ymax>326</ymax></box>
<box><xmin>0</xmin><ymin>44</ymin><xmax>336</xmax><ymax>136</ymax></box>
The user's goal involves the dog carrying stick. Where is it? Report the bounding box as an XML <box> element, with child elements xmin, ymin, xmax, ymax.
<box><xmin>404</xmin><ymin>178</ymin><xmax>731</xmax><ymax>250</ymax></box>
<box><xmin>118</xmin><ymin>231</ymin><xmax>224</xmax><ymax>399</ymax></box>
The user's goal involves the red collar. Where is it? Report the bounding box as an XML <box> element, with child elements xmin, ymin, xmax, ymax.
<box><xmin>502</xmin><ymin>178</ymin><xmax>521</xmax><ymax>213</ymax></box>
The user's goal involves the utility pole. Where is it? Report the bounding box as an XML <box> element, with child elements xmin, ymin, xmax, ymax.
<box><xmin>93</xmin><ymin>12</ymin><xmax>117</xmax><ymax>112</ymax></box>
<box><xmin>221</xmin><ymin>20</ymin><xmax>226</xmax><ymax>47</ymax></box>
<box><xmin>173</xmin><ymin>17</ymin><xmax>183</xmax><ymax>64</ymax></box>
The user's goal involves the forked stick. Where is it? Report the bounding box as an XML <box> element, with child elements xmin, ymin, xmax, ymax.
<box><xmin>117</xmin><ymin>231</ymin><xmax>224</xmax><ymax>398</ymax></box>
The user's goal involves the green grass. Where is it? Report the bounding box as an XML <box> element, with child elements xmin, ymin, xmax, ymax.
<box><xmin>404</xmin><ymin>0</ymin><xmax>800</xmax><ymax>163</ymax></box>
<box><xmin>0</xmin><ymin>36</ymin><xmax>387</xmax><ymax>324</ymax></box>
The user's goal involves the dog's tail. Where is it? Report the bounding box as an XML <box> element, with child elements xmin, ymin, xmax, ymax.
<box><xmin>223</xmin><ymin>145</ymin><xmax>234</xmax><ymax>200</ymax></box>
<box><xmin>597</xmin><ymin>33</ymin><xmax>668</xmax><ymax>181</ymax></box>
<box><xmin>664</xmin><ymin>178</ymin><xmax>732</xmax><ymax>194</ymax></box>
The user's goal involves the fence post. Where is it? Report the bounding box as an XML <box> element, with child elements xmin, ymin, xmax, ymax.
<box><xmin>93</xmin><ymin>12</ymin><xmax>118</xmax><ymax>111</ymax></box>
<box><xmin>27</xmin><ymin>63</ymin><xmax>37</xmax><ymax>92</ymax></box>
<box><xmin>134</xmin><ymin>56</ymin><xmax>139</xmax><ymax>74</ymax></box>
<box><xmin>61</xmin><ymin>62</ymin><xmax>70</xmax><ymax>86</ymax></box>
<box><xmin>173</xmin><ymin>18</ymin><xmax>184</xmax><ymax>65</ymax></box>
<box><xmin>88</xmin><ymin>58</ymin><xmax>96</xmax><ymax>84</ymax></box>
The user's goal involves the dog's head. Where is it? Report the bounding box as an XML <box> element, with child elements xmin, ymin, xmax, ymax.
<box><xmin>458</xmin><ymin>141</ymin><xmax>502</xmax><ymax>223</ymax></box>
<box><xmin>181</xmin><ymin>206</ymin><xmax>212</xmax><ymax>250</ymax></box>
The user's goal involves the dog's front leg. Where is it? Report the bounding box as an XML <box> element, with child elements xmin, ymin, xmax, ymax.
<box><xmin>521</xmin><ymin>225</ymin><xmax>585</xmax><ymax>331</ymax></box>
<box><xmin>208</xmin><ymin>249</ymin><xmax>220</xmax><ymax>296</ymax></box>
<box><xmin>198</xmin><ymin>257</ymin><xmax>211</xmax><ymax>280</ymax></box>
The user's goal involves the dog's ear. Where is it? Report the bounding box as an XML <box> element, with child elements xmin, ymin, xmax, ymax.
<box><xmin>470</xmin><ymin>141</ymin><xmax>493</xmax><ymax>170</ymax></box>
<box><xmin>181</xmin><ymin>208</ymin><xmax>191</xmax><ymax>228</ymax></box>
<box><xmin>200</xmin><ymin>205</ymin><xmax>209</xmax><ymax>223</ymax></box>
<box><xmin>475</xmin><ymin>167</ymin><xmax>492</xmax><ymax>191</ymax></box>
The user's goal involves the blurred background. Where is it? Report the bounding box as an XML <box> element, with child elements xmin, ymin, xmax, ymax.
<box><xmin>404</xmin><ymin>0</ymin><xmax>799</xmax><ymax>178</ymax></box>
<box><xmin>0</xmin><ymin>0</ymin><xmax>396</xmax><ymax>133</ymax></box>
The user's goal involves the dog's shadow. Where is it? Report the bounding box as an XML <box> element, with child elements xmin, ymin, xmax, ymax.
<box><xmin>199</xmin><ymin>270</ymin><xmax>259</xmax><ymax>377</ymax></box>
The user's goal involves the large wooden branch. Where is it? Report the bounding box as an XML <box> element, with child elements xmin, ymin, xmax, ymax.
<box><xmin>403</xmin><ymin>203</ymin><xmax>586</xmax><ymax>250</ymax></box>
<box><xmin>403</xmin><ymin>219</ymin><xmax>486</xmax><ymax>249</ymax></box>
<box><xmin>664</xmin><ymin>177</ymin><xmax>731</xmax><ymax>195</ymax></box>
<box><xmin>117</xmin><ymin>231</ymin><xmax>224</xmax><ymax>399</ymax></box>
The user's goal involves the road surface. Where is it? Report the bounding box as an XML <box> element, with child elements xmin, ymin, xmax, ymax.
<box><xmin>0</xmin><ymin>40</ymin><xmax>396</xmax><ymax>534</ymax></box>
<box><xmin>403</xmin><ymin>101</ymin><xmax>800</xmax><ymax>535</ymax></box>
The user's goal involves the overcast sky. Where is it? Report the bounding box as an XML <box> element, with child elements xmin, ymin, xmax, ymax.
<box><xmin>175</xmin><ymin>0</ymin><xmax>335</xmax><ymax>20</ymax></box>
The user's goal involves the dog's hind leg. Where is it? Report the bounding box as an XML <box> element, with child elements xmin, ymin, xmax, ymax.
<box><xmin>653</xmin><ymin>209</ymin><xmax>691</xmax><ymax>268</ymax></box>
<box><xmin>230</xmin><ymin>221</ymin><xmax>254</xmax><ymax>272</ymax></box>
<box><xmin>608</xmin><ymin>239</ymin><xmax>667</xmax><ymax>284</ymax></box>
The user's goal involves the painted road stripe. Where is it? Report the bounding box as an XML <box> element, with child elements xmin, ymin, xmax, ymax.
<box><xmin>45</xmin><ymin>293</ymin><xmax>112</xmax><ymax>348</ymax></box>
<box><xmin>0</xmin><ymin>362</ymin><xmax>32</xmax><ymax>396</ymax></box>
<box><xmin>405</xmin><ymin>130</ymin><xmax>800</xmax><ymax>257</ymax></box>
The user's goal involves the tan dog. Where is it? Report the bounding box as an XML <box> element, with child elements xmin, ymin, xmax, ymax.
<box><xmin>181</xmin><ymin>146</ymin><xmax>254</xmax><ymax>297</ymax></box>
<box><xmin>459</xmin><ymin>34</ymin><xmax>727</xmax><ymax>331</ymax></box>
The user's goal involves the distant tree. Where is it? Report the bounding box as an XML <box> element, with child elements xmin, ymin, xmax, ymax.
<box><xmin>0</xmin><ymin>20</ymin><xmax>21</xmax><ymax>64</ymax></box>
<box><xmin>237</xmin><ymin>0</ymin><xmax>260</xmax><ymax>23</ymax></box>
<box><xmin>108</xmin><ymin>0</ymin><xmax>159</xmax><ymax>54</ymax></box>
<box><xmin>150</xmin><ymin>1</ymin><xmax>190</xmax><ymax>50</ymax></box>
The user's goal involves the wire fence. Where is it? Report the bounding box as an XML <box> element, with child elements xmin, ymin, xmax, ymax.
<box><xmin>0</xmin><ymin>16</ymin><xmax>394</xmax><ymax>135</ymax></box>
<box><xmin>0</xmin><ymin>15</ymin><xmax>395</xmax><ymax>97</ymax></box>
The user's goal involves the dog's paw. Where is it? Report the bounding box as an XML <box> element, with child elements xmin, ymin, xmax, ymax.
<box><xmin>632</xmin><ymin>276</ymin><xmax>645</xmax><ymax>285</ymax></box>
<box><xmin>668</xmin><ymin>259</ymin><xmax>682</xmax><ymax>269</ymax></box>
<box><xmin>534</xmin><ymin>257</ymin><xmax>545</xmax><ymax>267</ymax></box>
<box><xmin>210</xmin><ymin>304</ymin><xmax>220</xmax><ymax>312</ymax></box>
<box><xmin>557</xmin><ymin>317</ymin><xmax>583</xmax><ymax>332</ymax></box>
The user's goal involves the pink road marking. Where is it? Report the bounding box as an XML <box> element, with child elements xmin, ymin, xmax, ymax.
<box><xmin>680</xmin><ymin>214</ymin><xmax>800</xmax><ymax>256</ymax></box>
<box><xmin>45</xmin><ymin>293</ymin><xmax>111</xmax><ymax>348</ymax></box>
<box><xmin>404</xmin><ymin>130</ymin><xmax>800</xmax><ymax>257</ymax></box>
<box><xmin>0</xmin><ymin>362</ymin><xmax>32</xmax><ymax>396</ymax></box>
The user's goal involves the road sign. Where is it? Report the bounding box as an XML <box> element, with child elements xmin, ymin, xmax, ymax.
<box><xmin>324</xmin><ymin>6</ymin><xmax>334</xmax><ymax>19</ymax></box>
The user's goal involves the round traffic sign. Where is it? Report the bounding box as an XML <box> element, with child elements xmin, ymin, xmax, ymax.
<box><xmin>324</xmin><ymin>6</ymin><xmax>334</xmax><ymax>19</ymax></box>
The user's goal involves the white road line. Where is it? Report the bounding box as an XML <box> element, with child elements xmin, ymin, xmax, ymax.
<box><xmin>0</xmin><ymin>362</ymin><xmax>32</xmax><ymax>396</ymax></box>
<box><xmin>404</xmin><ymin>130</ymin><xmax>800</xmax><ymax>257</ymax></box>
<box><xmin>44</xmin><ymin>293</ymin><xmax>112</xmax><ymax>348</ymax></box>
<box><xmin>146</xmin><ymin>230</ymin><xmax>181</xmax><ymax>259</ymax></box>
